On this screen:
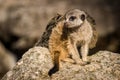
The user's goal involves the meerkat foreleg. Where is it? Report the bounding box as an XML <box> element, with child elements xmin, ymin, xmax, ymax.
<box><xmin>67</xmin><ymin>40</ymin><xmax>82</xmax><ymax>64</ymax></box>
<box><xmin>80</xmin><ymin>43</ymin><xmax>89</xmax><ymax>62</ymax></box>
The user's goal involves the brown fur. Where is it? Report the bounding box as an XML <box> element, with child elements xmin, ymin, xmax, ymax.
<box><xmin>48</xmin><ymin>21</ymin><xmax>72</xmax><ymax>76</ymax></box>
<box><xmin>49</xmin><ymin>21</ymin><xmax>70</xmax><ymax>66</ymax></box>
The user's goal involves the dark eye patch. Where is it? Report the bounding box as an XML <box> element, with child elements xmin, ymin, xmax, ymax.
<box><xmin>69</xmin><ymin>16</ymin><xmax>76</xmax><ymax>21</ymax></box>
<box><xmin>80</xmin><ymin>14</ymin><xmax>85</xmax><ymax>21</ymax></box>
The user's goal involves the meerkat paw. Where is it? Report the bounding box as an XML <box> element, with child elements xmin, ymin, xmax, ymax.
<box><xmin>82</xmin><ymin>57</ymin><xmax>87</xmax><ymax>62</ymax></box>
<box><xmin>75</xmin><ymin>60</ymin><xmax>83</xmax><ymax>64</ymax></box>
<box><xmin>82</xmin><ymin>57</ymin><xmax>90</xmax><ymax>64</ymax></box>
<box><xmin>62</xmin><ymin>58</ymin><xmax>75</xmax><ymax>63</ymax></box>
<box><xmin>76</xmin><ymin>60</ymin><xmax>89</xmax><ymax>66</ymax></box>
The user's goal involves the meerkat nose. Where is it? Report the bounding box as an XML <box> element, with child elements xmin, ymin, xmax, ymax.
<box><xmin>64</xmin><ymin>22</ymin><xmax>69</xmax><ymax>27</ymax></box>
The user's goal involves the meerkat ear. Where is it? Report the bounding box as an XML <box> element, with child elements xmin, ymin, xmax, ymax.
<box><xmin>85</xmin><ymin>12</ymin><xmax>96</xmax><ymax>25</ymax></box>
<box><xmin>55</xmin><ymin>13</ymin><xmax>63</xmax><ymax>21</ymax></box>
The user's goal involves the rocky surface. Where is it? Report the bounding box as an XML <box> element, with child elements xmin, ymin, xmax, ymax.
<box><xmin>1</xmin><ymin>47</ymin><xmax>52</xmax><ymax>80</ymax></box>
<box><xmin>1</xmin><ymin>47</ymin><xmax>120</xmax><ymax>80</ymax></box>
<box><xmin>0</xmin><ymin>42</ymin><xmax>16</xmax><ymax>79</ymax></box>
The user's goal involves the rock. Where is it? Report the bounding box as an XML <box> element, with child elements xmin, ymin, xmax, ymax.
<box><xmin>52</xmin><ymin>51</ymin><xmax>120</xmax><ymax>80</ymax></box>
<box><xmin>1</xmin><ymin>47</ymin><xmax>53</xmax><ymax>80</ymax></box>
<box><xmin>0</xmin><ymin>42</ymin><xmax>16</xmax><ymax>79</ymax></box>
<box><xmin>1</xmin><ymin>46</ymin><xmax>120</xmax><ymax>80</ymax></box>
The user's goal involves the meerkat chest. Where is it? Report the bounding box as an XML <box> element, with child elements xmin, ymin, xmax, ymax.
<box><xmin>70</xmin><ymin>22</ymin><xmax>93</xmax><ymax>43</ymax></box>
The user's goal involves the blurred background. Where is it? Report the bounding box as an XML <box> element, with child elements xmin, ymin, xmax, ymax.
<box><xmin>0</xmin><ymin>0</ymin><xmax>120</xmax><ymax>60</ymax></box>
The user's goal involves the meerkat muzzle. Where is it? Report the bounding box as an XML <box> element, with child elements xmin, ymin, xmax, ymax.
<box><xmin>64</xmin><ymin>22</ymin><xmax>69</xmax><ymax>28</ymax></box>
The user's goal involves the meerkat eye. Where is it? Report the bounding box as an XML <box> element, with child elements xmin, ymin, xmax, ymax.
<box><xmin>80</xmin><ymin>14</ymin><xmax>85</xmax><ymax>21</ymax></box>
<box><xmin>69</xmin><ymin>16</ymin><xmax>76</xmax><ymax>21</ymax></box>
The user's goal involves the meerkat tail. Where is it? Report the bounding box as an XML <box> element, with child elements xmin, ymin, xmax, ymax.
<box><xmin>48</xmin><ymin>51</ymin><xmax>60</xmax><ymax>76</ymax></box>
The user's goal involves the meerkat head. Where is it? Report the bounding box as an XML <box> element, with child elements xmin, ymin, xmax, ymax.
<box><xmin>64</xmin><ymin>9</ymin><xmax>86</xmax><ymax>28</ymax></box>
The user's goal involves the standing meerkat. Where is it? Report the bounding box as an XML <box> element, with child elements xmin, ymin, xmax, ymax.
<box><xmin>48</xmin><ymin>9</ymin><xmax>98</xmax><ymax>76</ymax></box>
<box><xmin>64</xmin><ymin>9</ymin><xmax>97</xmax><ymax>63</ymax></box>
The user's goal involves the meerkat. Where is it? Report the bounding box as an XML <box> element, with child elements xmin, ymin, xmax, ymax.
<box><xmin>48</xmin><ymin>9</ymin><xmax>98</xmax><ymax>76</ymax></box>
<box><xmin>64</xmin><ymin>9</ymin><xmax>97</xmax><ymax>63</ymax></box>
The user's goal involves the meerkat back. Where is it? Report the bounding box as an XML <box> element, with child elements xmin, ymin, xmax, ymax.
<box><xmin>48</xmin><ymin>20</ymin><xmax>71</xmax><ymax>76</ymax></box>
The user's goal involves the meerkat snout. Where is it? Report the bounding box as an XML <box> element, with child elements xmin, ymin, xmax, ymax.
<box><xmin>64</xmin><ymin>21</ymin><xmax>69</xmax><ymax>28</ymax></box>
